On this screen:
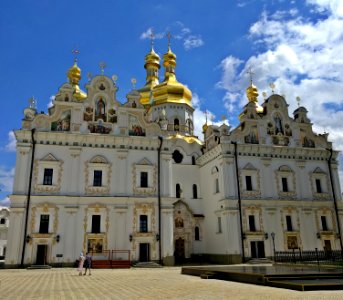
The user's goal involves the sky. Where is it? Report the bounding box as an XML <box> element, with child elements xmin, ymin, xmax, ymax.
<box><xmin>0</xmin><ymin>0</ymin><xmax>343</xmax><ymax>206</ymax></box>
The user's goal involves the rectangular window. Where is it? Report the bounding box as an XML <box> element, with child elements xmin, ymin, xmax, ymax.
<box><xmin>39</xmin><ymin>214</ymin><xmax>49</xmax><ymax>233</ymax></box>
<box><xmin>43</xmin><ymin>168</ymin><xmax>53</xmax><ymax>185</ymax></box>
<box><xmin>93</xmin><ymin>170</ymin><xmax>102</xmax><ymax>187</ymax></box>
<box><xmin>249</xmin><ymin>215</ymin><xmax>256</xmax><ymax>231</ymax></box>
<box><xmin>282</xmin><ymin>177</ymin><xmax>288</xmax><ymax>192</ymax></box>
<box><xmin>217</xmin><ymin>217</ymin><xmax>222</xmax><ymax>233</ymax></box>
<box><xmin>91</xmin><ymin>215</ymin><xmax>101</xmax><ymax>233</ymax></box>
<box><xmin>215</xmin><ymin>178</ymin><xmax>219</xmax><ymax>193</ymax></box>
<box><xmin>140</xmin><ymin>172</ymin><xmax>148</xmax><ymax>188</ymax></box>
<box><xmin>316</xmin><ymin>179</ymin><xmax>322</xmax><ymax>193</ymax></box>
<box><xmin>245</xmin><ymin>176</ymin><xmax>252</xmax><ymax>191</ymax></box>
<box><xmin>140</xmin><ymin>215</ymin><xmax>148</xmax><ymax>232</ymax></box>
<box><xmin>286</xmin><ymin>215</ymin><xmax>293</xmax><ymax>231</ymax></box>
<box><xmin>321</xmin><ymin>216</ymin><xmax>328</xmax><ymax>231</ymax></box>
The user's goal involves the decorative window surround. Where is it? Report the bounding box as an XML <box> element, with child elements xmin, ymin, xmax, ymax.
<box><xmin>275</xmin><ymin>165</ymin><xmax>296</xmax><ymax>199</ymax></box>
<box><xmin>85</xmin><ymin>155</ymin><xmax>111</xmax><ymax>195</ymax></box>
<box><xmin>33</xmin><ymin>154</ymin><xmax>63</xmax><ymax>194</ymax></box>
<box><xmin>310</xmin><ymin>167</ymin><xmax>330</xmax><ymax>200</ymax></box>
<box><xmin>239</xmin><ymin>163</ymin><xmax>261</xmax><ymax>198</ymax></box>
<box><xmin>132</xmin><ymin>158</ymin><xmax>157</xmax><ymax>195</ymax></box>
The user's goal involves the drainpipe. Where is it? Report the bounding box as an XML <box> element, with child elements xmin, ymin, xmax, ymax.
<box><xmin>21</xmin><ymin>128</ymin><xmax>36</xmax><ymax>267</ymax></box>
<box><xmin>232</xmin><ymin>141</ymin><xmax>245</xmax><ymax>262</ymax></box>
<box><xmin>157</xmin><ymin>136</ymin><xmax>163</xmax><ymax>264</ymax></box>
<box><xmin>327</xmin><ymin>148</ymin><xmax>343</xmax><ymax>250</ymax></box>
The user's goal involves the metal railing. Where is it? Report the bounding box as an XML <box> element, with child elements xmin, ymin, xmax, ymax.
<box><xmin>275</xmin><ymin>249</ymin><xmax>343</xmax><ymax>266</ymax></box>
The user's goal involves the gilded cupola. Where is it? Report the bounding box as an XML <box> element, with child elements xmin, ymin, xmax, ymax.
<box><xmin>67</xmin><ymin>59</ymin><xmax>87</xmax><ymax>101</ymax></box>
<box><xmin>138</xmin><ymin>45</ymin><xmax>161</xmax><ymax>106</ymax></box>
<box><xmin>151</xmin><ymin>45</ymin><xmax>193</xmax><ymax>108</ymax></box>
<box><xmin>246</xmin><ymin>80</ymin><xmax>263</xmax><ymax>114</ymax></box>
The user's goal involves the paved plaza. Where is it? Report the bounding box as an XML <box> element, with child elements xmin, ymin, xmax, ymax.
<box><xmin>0</xmin><ymin>267</ymin><xmax>343</xmax><ymax>299</ymax></box>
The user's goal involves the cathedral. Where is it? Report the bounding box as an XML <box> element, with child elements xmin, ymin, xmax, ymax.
<box><xmin>5</xmin><ymin>41</ymin><xmax>343</xmax><ymax>267</ymax></box>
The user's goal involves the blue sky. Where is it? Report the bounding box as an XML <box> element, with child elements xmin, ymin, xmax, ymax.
<box><xmin>1</xmin><ymin>0</ymin><xmax>343</xmax><ymax>205</ymax></box>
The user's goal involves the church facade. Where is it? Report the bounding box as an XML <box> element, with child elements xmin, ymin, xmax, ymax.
<box><xmin>5</xmin><ymin>44</ymin><xmax>343</xmax><ymax>267</ymax></box>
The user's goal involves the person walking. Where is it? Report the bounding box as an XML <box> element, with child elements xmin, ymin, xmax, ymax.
<box><xmin>83</xmin><ymin>252</ymin><xmax>92</xmax><ymax>276</ymax></box>
<box><xmin>77</xmin><ymin>252</ymin><xmax>85</xmax><ymax>276</ymax></box>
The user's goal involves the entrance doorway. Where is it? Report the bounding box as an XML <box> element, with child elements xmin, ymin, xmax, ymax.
<box><xmin>175</xmin><ymin>237</ymin><xmax>185</xmax><ymax>264</ymax></box>
<box><xmin>324</xmin><ymin>240</ymin><xmax>332</xmax><ymax>251</ymax></box>
<box><xmin>250</xmin><ymin>241</ymin><xmax>265</xmax><ymax>259</ymax></box>
<box><xmin>36</xmin><ymin>244</ymin><xmax>48</xmax><ymax>265</ymax></box>
<box><xmin>139</xmin><ymin>243</ymin><xmax>150</xmax><ymax>262</ymax></box>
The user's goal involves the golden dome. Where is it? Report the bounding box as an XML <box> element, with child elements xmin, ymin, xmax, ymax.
<box><xmin>138</xmin><ymin>47</ymin><xmax>161</xmax><ymax>106</ymax></box>
<box><xmin>246</xmin><ymin>83</ymin><xmax>259</xmax><ymax>102</ymax></box>
<box><xmin>145</xmin><ymin>47</ymin><xmax>160</xmax><ymax>67</ymax></box>
<box><xmin>202</xmin><ymin>122</ymin><xmax>208</xmax><ymax>133</ymax></box>
<box><xmin>246</xmin><ymin>82</ymin><xmax>263</xmax><ymax>113</ymax></box>
<box><xmin>151</xmin><ymin>46</ymin><xmax>192</xmax><ymax>107</ymax></box>
<box><xmin>67</xmin><ymin>60</ymin><xmax>87</xmax><ymax>101</ymax></box>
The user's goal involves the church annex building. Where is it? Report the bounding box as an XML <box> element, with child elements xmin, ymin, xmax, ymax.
<box><xmin>5</xmin><ymin>43</ymin><xmax>343</xmax><ymax>267</ymax></box>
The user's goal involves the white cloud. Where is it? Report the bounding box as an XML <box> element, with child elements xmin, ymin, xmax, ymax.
<box><xmin>47</xmin><ymin>95</ymin><xmax>55</xmax><ymax>108</ymax></box>
<box><xmin>218</xmin><ymin>3</ymin><xmax>343</xmax><ymax>189</ymax></box>
<box><xmin>140</xmin><ymin>23</ymin><xmax>204</xmax><ymax>51</ymax></box>
<box><xmin>5</xmin><ymin>131</ymin><xmax>16</xmax><ymax>152</ymax></box>
<box><xmin>192</xmin><ymin>93</ymin><xmax>229</xmax><ymax>138</ymax></box>
<box><xmin>0</xmin><ymin>166</ymin><xmax>14</xmax><ymax>193</ymax></box>
<box><xmin>0</xmin><ymin>196</ymin><xmax>10</xmax><ymax>207</ymax></box>
<box><xmin>184</xmin><ymin>35</ymin><xmax>204</xmax><ymax>50</ymax></box>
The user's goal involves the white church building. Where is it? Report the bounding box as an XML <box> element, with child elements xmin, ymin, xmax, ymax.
<box><xmin>5</xmin><ymin>43</ymin><xmax>343</xmax><ymax>267</ymax></box>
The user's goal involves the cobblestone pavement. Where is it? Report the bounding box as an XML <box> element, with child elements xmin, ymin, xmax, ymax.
<box><xmin>0</xmin><ymin>267</ymin><xmax>343</xmax><ymax>300</ymax></box>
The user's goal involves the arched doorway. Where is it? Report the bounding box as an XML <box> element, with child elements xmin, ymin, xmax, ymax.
<box><xmin>174</xmin><ymin>237</ymin><xmax>185</xmax><ymax>265</ymax></box>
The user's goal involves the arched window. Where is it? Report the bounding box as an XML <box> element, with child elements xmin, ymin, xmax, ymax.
<box><xmin>174</xmin><ymin>118</ymin><xmax>180</xmax><ymax>131</ymax></box>
<box><xmin>95</xmin><ymin>98</ymin><xmax>106</xmax><ymax>121</ymax></box>
<box><xmin>176</xmin><ymin>184</ymin><xmax>181</xmax><ymax>198</ymax></box>
<box><xmin>172</xmin><ymin>150</ymin><xmax>183</xmax><ymax>163</ymax></box>
<box><xmin>192</xmin><ymin>156</ymin><xmax>196</xmax><ymax>165</ymax></box>
<box><xmin>195</xmin><ymin>226</ymin><xmax>200</xmax><ymax>241</ymax></box>
<box><xmin>193</xmin><ymin>184</ymin><xmax>198</xmax><ymax>199</ymax></box>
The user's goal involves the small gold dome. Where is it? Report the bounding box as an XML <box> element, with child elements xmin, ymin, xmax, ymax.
<box><xmin>202</xmin><ymin>122</ymin><xmax>208</xmax><ymax>133</ymax></box>
<box><xmin>67</xmin><ymin>60</ymin><xmax>81</xmax><ymax>84</ymax></box>
<box><xmin>246</xmin><ymin>83</ymin><xmax>259</xmax><ymax>102</ymax></box>
<box><xmin>145</xmin><ymin>48</ymin><xmax>160</xmax><ymax>67</ymax></box>
<box><xmin>67</xmin><ymin>60</ymin><xmax>87</xmax><ymax>101</ymax></box>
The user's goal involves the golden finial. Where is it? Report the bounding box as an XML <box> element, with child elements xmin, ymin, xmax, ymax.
<box><xmin>296</xmin><ymin>96</ymin><xmax>301</xmax><ymax>107</ymax></box>
<box><xmin>99</xmin><ymin>61</ymin><xmax>106</xmax><ymax>75</ymax></box>
<box><xmin>269</xmin><ymin>82</ymin><xmax>275</xmax><ymax>94</ymax></box>
<box><xmin>262</xmin><ymin>92</ymin><xmax>267</xmax><ymax>99</ymax></box>
<box><xmin>131</xmin><ymin>78</ymin><xmax>137</xmax><ymax>89</ymax></box>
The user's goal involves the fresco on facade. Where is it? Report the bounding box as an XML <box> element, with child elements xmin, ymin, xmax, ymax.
<box><xmin>87</xmin><ymin>238</ymin><xmax>103</xmax><ymax>253</ymax></box>
<box><xmin>51</xmin><ymin>110</ymin><xmax>71</xmax><ymax>131</ymax></box>
<box><xmin>129</xmin><ymin>115</ymin><xmax>145</xmax><ymax>136</ymax></box>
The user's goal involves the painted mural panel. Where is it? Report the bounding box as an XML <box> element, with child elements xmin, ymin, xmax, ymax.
<box><xmin>51</xmin><ymin>110</ymin><xmax>71</xmax><ymax>131</ymax></box>
<box><xmin>129</xmin><ymin>115</ymin><xmax>145</xmax><ymax>136</ymax></box>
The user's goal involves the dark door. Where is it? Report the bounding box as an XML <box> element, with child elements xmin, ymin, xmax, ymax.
<box><xmin>36</xmin><ymin>245</ymin><xmax>47</xmax><ymax>265</ymax></box>
<box><xmin>250</xmin><ymin>241</ymin><xmax>265</xmax><ymax>259</ymax></box>
<box><xmin>324</xmin><ymin>240</ymin><xmax>332</xmax><ymax>251</ymax></box>
<box><xmin>139</xmin><ymin>243</ymin><xmax>149</xmax><ymax>262</ymax></box>
<box><xmin>175</xmin><ymin>238</ymin><xmax>185</xmax><ymax>264</ymax></box>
